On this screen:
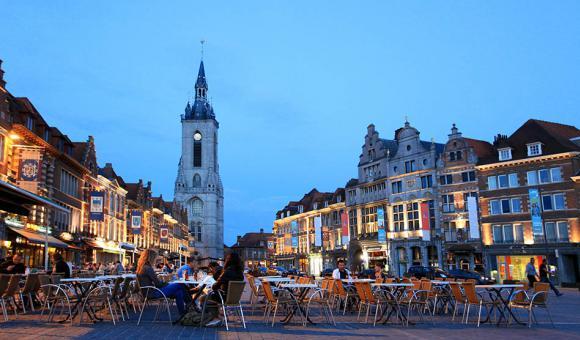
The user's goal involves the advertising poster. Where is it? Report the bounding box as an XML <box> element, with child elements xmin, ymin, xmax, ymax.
<box><xmin>377</xmin><ymin>206</ymin><xmax>386</xmax><ymax>243</ymax></box>
<box><xmin>314</xmin><ymin>215</ymin><xmax>322</xmax><ymax>247</ymax></box>
<box><xmin>529</xmin><ymin>188</ymin><xmax>543</xmax><ymax>236</ymax></box>
<box><xmin>341</xmin><ymin>212</ymin><xmax>350</xmax><ymax>245</ymax></box>
<box><xmin>420</xmin><ymin>202</ymin><xmax>430</xmax><ymax>241</ymax></box>
<box><xmin>291</xmin><ymin>220</ymin><xmax>298</xmax><ymax>248</ymax></box>
<box><xmin>467</xmin><ymin>196</ymin><xmax>480</xmax><ymax>239</ymax></box>
<box><xmin>131</xmin><ymin>210</ymin><xmax>142</xmax><ymax>235</ymax></box>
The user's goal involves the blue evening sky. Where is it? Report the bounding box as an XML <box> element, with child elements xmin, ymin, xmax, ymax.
<box><xmin>2</xmin><ymin>1</ymin><xmax>579</xmax><ymax>245</ymax></box>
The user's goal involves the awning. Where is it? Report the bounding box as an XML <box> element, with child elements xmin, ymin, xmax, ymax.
<box><xmin>0</xmin><ymin>179</ymin><xmax>69</xmax><ymax>215</ymax></box>
<box><xmin>84</xmin><ymin>239</ymin><xmax>121</xmax><ymax>254</ymax></box>
<box><xmin>448</xmin><ymin>244</ymin><xmax>477</xmax><ymax>253</ymax></box>
<box><xmin>9</xmin><ymin>227</ymin><xmax>69</xmax><ymax>248</ymax></box>
<box><xmin>120</xmin><ymin>242</ymin><xmax>136</xmax><ymax>251</ymax></box>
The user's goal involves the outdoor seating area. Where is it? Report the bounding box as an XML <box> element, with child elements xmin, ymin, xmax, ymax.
<box><xmin>0</xmin><ymin>272</ymin><xmax>568</xmax><ymax>336</ymax></box>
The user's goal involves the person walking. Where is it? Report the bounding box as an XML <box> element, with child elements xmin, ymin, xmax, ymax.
<box><xmin>525</xmin><ymin>257</ymin><xmax>538</xmax><ymax>287</ymax></box>
<box><xmin>539</xmin><ymin>259</ymin><xmax>563</xmax><ymax>296</ymax></box>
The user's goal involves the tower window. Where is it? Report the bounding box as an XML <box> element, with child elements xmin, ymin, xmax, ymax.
<box><xmin>191</xmin><ymin>198</ymin><xmax>203</xmax><ymax>217</ymax></box>
<box><xmin>193</xmin><ymin>174</ymin><xmax>201</xmax><ymax>187</ymax></box>
<box><xmin>193</xmin><ymin>132</ymin><xmax>202</xmax><ymax>168</ymax></box>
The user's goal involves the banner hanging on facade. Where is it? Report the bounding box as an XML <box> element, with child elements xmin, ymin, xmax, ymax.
<box><xmin>377</xmin><ymin>206</ymin><xmax>386</xmax><ymax>243</ymax></box>
<box><xmin>160</xmin><ymin>226</ymin><xmax>169</xmax><ymax>242</ymax></box>
<box><xmin>529</xmin><ymin>188</ymin><xmax>543</xmax><ymax>236</ymax></box>
<box><xmin>467</xmin><ymin>196</ymin><xmax>480</xmax><ymax>239</ymax></box>
<box><xmin>341</xmin><ymin>212</ymin><xmax>350</xmax><ymax>245</ymax></box>
<box><xmin>291</xmin><ymin>221</ymin><xmax>298</xmax><ymax>248</ymax></box>
<box><xmin>17</xmin><ymin>148</ymin><xmax>43</xmax><ymax>193</ymax></box>
<box><xmin>420</xmin><ymin>202</ymin><xmax>431</xmax><ymax>241</ymax></box>
<box><xmin>89</xmin><ymin>191</ymin><xmax>104</xmax><ymax>221</ymax></box>
<box><xmin>131</xmin><ymin>210</ymin><xmax>142</xmax><ymax>235</ymax></box>
<box><xmin>314</xmin><ymin>215</ymin><xmax>322</xmax><ymax>247</ymax></box>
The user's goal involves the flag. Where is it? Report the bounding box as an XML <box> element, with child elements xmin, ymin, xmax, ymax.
<box><xmin>90</xmin><ymin>191</ymin><xmax>104</xmax><ymax>221</ymax></box>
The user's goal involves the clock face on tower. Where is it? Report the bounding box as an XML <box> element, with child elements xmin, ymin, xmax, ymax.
<box><xmin>194</xmin><ymin>132</ymin><xmax>202</xmax><ymax>141</ymax></box>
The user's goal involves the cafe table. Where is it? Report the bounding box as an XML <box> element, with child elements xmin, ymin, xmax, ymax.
<box><xmin>279</xmin><ymin>283</ymin><xmax>318</xmax><ymax>325</ymax></box>
<box><xmin>371</xmin><ymin>283</ymin><xmax>413</xmax><ymax>325</ymax></box>
<box><xmin>476</xmin><ymin>284</ymin><xmax>524</xmax><ymax>326</ymax></box>
<box><xmin>59</xmin><ymin>277</ymin><xmax>109</xmax><ymax>323</ymax></box>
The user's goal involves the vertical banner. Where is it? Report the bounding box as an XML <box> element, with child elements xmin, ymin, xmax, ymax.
<box><xmin>341</xmin><ymin>212</ymin><xmax>350</xmax><ymax>245</ymax></box>
<box><xmin>420</xmin><ymin>202</ymin><xmax>431</xmax><ymax>241</ymax></box>
<box><xmin>529</xmin><ymin>188</ymin><xmax>543</xmax><ymax>236</ymax></box>
<box><xmin>467</xmin><ymin>197</ymin><xmax>480</xmax><ymax>239</ymax></box>
<box><xmin>314</xmin><ymin>215</ymin><xmax>322</xmax><ymax>247</ymax></box>
<box><xmin>160</xmin><ymin>226</ymin><xmax>169</xmax><ymax>242</ymax></box>
<box><xmin>89</xmin><ymin>191</ymin><xmax>104</xmax><ymax>221</ymax></box>
<box><xmin>284</xmin><ymin>233</ymin><xmax>292</xmax><ymax>253</ymax></box>
<box><xmin>131</xmin><ymin>210</ymin><xmax>142</xmax><ymax>234</ymax></box>
<box><xmin>17</xmin><ymin>148</ymin><xmax>42</xmax><ymax>193</ymax></box>
<box><xmin>377</xmin><ymin>206</ymin><xmax>386</xmax><ymax>243</ymax></box>
<box><xmin>291</xmin><ymin>221</ymin><xmax>298</xmax><ymax>248</ymax></box>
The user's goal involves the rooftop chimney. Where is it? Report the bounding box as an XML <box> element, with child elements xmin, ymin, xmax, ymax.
<box><xmin>0</xmin><ymin>60</ymin><xmax>5</xmax><ymax>88</ymax></box>
<box><xmin>260</xmin><ymin>228</ymin><xmax>264</xmax><ymax>233</ymax></box>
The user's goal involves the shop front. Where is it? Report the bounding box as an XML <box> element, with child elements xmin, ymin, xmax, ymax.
<box><xmin>6</xmin><ymin>224</ymin><xmax>70</xmax><ymax>269</ymax></box>
<box><xmin>494</xmin><ymin>254</ymin><xmax>544</xmax><ymax>282</ymax></box>
<box><xmin>84</xmin><ymin>238</ymin><xmax>123</xmax><ymax>265</ymax></box>
<box><xmin>273</xmin><ymin>255</ymin><xmax>296</xmax><ymax>270</ymax></box>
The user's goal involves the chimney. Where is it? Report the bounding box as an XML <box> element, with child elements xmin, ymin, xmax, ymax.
<box><xmin>0</xmin><ymin>60</ymin><xmax>5</xmax><ymax>88</ymax></box>
<box><xmin>236</xmin><ymin>235</ymin><xmax>241</xmax><ymax>245</ymax></box>
<box><xmin>260</xmin><ymin>228</ymin><xmax>264</xmax><ymax>234</ymax></box>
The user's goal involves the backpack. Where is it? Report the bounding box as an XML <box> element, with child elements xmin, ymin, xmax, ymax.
<box><xmin>180</xmin><ymin>304</ymin><xmax>218</xmax><ymax>326</ymax></box>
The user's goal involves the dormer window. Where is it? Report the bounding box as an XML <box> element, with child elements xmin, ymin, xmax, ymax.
<box><xmin>337</xmin><ymin>195</ymin><xmax>342</xmax><ymax>203</ymax></box>
<box><xmin>324</xmin><ymin>201</ymin><xmax>329</xmax><ymax>208</ymax></box>
<box><xmin>298</xmin><ymin>205</ymin><xmax>304</xmax><ymax>213</ymax></box>
<box><xmin>313</xmin><ymin>202</ymin><xmax>318</xmax><ymax>210</ymax></box>
<box><xmin>26</xmin><ymin>116</ymin><xmax>34</xmax><ymax>130</ymax></box>
<box><xmin>498</xmin><ymin>148</ymin><xmax>512</xmax><ymax>161</ymax></box>
<box><xmin>527</xmin><ymin>142</ymin><xmax>542</xmax><ymax>157</ymax></box>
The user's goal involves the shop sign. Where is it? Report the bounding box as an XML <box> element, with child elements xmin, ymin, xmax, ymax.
<box><xmin>341</xmin><ymin>212</ymin><xmax>349</xmax><ymax>244</ymax></box>
<box><xmin>529</xmin><ymin>188</ymin><xmax>543</xmax><ymax>236</ymax></box>
<box><xmin>420</xmin><ymin>202</ymin><xmax>430</xmax><ymax>241</ymax></box>
<box><xmin>377</xmin><ymin>206</ymin><xmax>386</xmax><ymax>243</ymax></box>
<box><xmin>89</xmin><ymin>191</ymin><xmax>104</xmax><ymax>221</ymax></box>
<box><xmin>467</xmin><ymin>196</ymin><xmax>480</xmax><ymax>239</ymax></box>
<box><xmin>314</xmin><ymin>215</ymin><xmax>322</xmax><ymax>247</ymax></box>
<box><xmin>160</xmin><ymin>226</ymin><xmax>169</xmax><ymax>242</ymax></box>
<box><xmin>131</xmin><ymin>210</ymin><xmax>142</xmax><ymax>234</ymax></box>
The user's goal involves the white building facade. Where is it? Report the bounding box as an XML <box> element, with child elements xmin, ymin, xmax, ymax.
<box><xmin>174</xmin><ymin>60</ymin><xmax>224</xmax><ymax>260</ymax></box>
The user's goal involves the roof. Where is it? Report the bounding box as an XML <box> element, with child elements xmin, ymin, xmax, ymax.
<box><xmin>276</xmin><ymin>187</ymin><xmax>345</xmax><ymax>217</ymax></box>
<box><xmin>183</xmin><ymin>60</ymin><xmax>215</xmax><ymax>120</ymax></box>
<box><xmin>231</xmin><ymin>231</ymin><xmax>273</xmax><ymax>248</ymax></box>
<box><xmin>463</xmin><ymin>137</ymin><xmax>495</xmax><ymax>160</ymax></box>
<box><xmin>481</xmin><ymin>119</ymin><xmax>579</xmax><ymax>164</ymax></box>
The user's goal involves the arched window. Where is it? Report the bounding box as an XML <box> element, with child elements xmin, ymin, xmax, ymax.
<box><xmin>193</xmin><ymin>132</ymin><xmax>202</xmax><ymax>167</ymax></box>
<box><xmin>193</xmin><ymin>174</ymin><xmax>201</xmax><ymax>187</ymax></box>
<box><xmin>190</xmin><ymin>198</ymin><xmax>203</xmax><ymax>217</ymax></box>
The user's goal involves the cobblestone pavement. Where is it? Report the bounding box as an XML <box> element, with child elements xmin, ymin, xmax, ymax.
<box><xmin>0</xmin><ymin>288</ymin><xmax>579</xmax><ymax>339</ymax></box>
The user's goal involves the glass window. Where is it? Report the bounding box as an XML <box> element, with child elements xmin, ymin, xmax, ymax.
<box><xmin>557</xmin><ymin>222</ymin><xmax>569</xmax><ymax>242</ymax></box>
<box><xmin>539</xmin><ymin>169</ymin><xmax>550</xmax><ymax>183</ymax></box>
<box><xmin>501</xmin><ymin>199</ymin><xmax>511</xmax><ymax>214</ymax></box>
<box><xmin>527</xmin><ymin>143</ymin><xmax>541</xmax><ymax>156</ymax></box>
<box><xmin>406</xmin><ymin>202</ymin><xmax>420</xmax><ymax>230</ymax></box>
<box><xmin>527</xmin><ymin>171</ymin><xmax>538</xmax><ymax>185</ymax></box>
<box><xmin>545</xmin><ymin>222</ymin><xmax>556</xmax><ymax>241</ymax></box>
<box><xmin>542</xmin><ymin>195</ymin><xmax>553</xmax><ymax>211</ymax></box>
<box><xmin>392</xmin><ymin>204</ymin><xmax>404</xmax><ymax>232</ymax></box>
<box><xmin>442</xmin><ymin>194</ymin><xmax>455</xmax><ymax>213</ymax></box>
<box><xmin>0</xmin><ymin>135</ymin><xmax>4</xmax><ymax>162</ymax></box>
<box><xmin>503</xmin><ymin>225</ymin><xmax>514</xmax><ymax>242</ymax></box>
<box><xmin>514</xmin><ymin>224</ymin><xmax>524</xmax><ymax>242</ymax></box>
<box><xmin>191</xmin><ymin>198</ymin><xmax>203</xmax><ymax>217</ymax></box>
<box><xmin>551</xmin><ymin>168</ymin><xmax>562</xmax><ymax>182</ymax></box>
<box><xmin>498</xmin><ymin>175</ymin><xmax>509</xmax><ymax>188</ymax></box>
<box><xmin>405</xmin><ymin>160</ymin><xmax>416</xmax><ymax>173</ymax></box>
<box><xmin>391</xmin><ymin>181</ymin><xmax>402</xmax><ymax>194</ymax></box>
<box><xmin>456</xmin><ymin>151</ymin><xmax>463</xmax><ymax>160</ymax></box>
<box><xmin>554</xmin><ymin>193</ymin><xmax>565</xmax><ymax>210</ymax></box>
<box><xmin>508</xmin><ymin>173</ymin><xmax>518</xmax><ymax>187</ymax></box>
<box><xmin>511</xmin><ymin>198</ymin><xmax>521</xmax><ymax>213</ymax></box>
<box><xmin>487</xmin><ymin>176</ymin><xmax>497</xmax><ymax>190</ymax></box>
<box><xmin>499</xmin><ymin>149</ymin><xmax>512</xmax><ymax>161</ymax></box>
<box><xmin>493</xmin><ymin>225</ymin><xmax>503</xmax><ymax>243</ymax></box>
<box><xmin>420</xmin><ymin>175</ymin><xmax>432</xmax><ymax>189</ymax></box>
<box><xmin>490</xmin><ymin>200</ymin><xmax>501</xmax><ymax>215</ymax></box>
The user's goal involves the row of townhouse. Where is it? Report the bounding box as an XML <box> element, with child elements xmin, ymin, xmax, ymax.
<box><xmin>0</xmin><ymin>60</ymin><xmax>190</xmax><ymax>269</ymax></box>
<box><xmin>272</xmin><ymin>119</ymin><xmax>580</xmax><ymax>286</ymax></box>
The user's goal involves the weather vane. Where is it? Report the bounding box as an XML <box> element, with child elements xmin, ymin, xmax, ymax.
<box><xmin>200</xmin><ymin>39</ymin><xmax>205</xmax><ymax>60</ymax></box>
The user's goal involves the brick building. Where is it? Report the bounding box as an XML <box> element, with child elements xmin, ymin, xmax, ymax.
<box><xmin>477</xmin><ymin>119</ymin><xmax>580</xmax><ymax>286</ymax></box>
<box><xmin>231</xmin><ymin>228</ymin><xmax>275</xmax><ymax>268</ymax></box>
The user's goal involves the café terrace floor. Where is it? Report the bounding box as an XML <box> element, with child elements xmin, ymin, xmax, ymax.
<box><xmin>0</xmin><ymin>288</ymin><xmax>579</xmax><ymax>339</ymax></box>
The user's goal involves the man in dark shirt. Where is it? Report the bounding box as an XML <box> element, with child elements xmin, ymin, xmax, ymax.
<box><xmin>539</xmin><ymin>259</ymin><xmax>563</xmax><ymax>296</ymax></box>
<box><xmin>52</xmin><ymin>253</ymin><xmax>71</xmax><ymax>278</ymax></box>
<box><xmin>0</xmin><ymin>253</ymin><xmax>26</xmax><ymax>274</ymax></box>
<box><xmin>332</xmin><ymin>260</ymin><xmax>352</xmax><ymax>280</ymax></box>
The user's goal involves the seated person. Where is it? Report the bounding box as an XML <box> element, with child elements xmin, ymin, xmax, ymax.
<box><xmin>0</xmin><ymin>253</ymin><xmax>26</xmax><ymax>274</ymax></box>
<box><xmin>52</xmin><ymin>253</ymin><xmax>71</xmax><ymax>278</ymax></box>
<box><xmin>373</xmin><ymin>263</ymin><xmax>387</xmax><ymax>280</ymax></box>
<box><xmin>137</xmin><ymin>248</ymin><xmax>188</xmax><ymax>316</ymax></box>
<box><xmin>205</xmin><ymin>253</ymin><xmax>244</xmax><ymax>327</ymax></box>
<box><xmin>332</xmin><ymin>260</ymin><xmax>352</xmax><ymax>280</ymax></box>
<box><xmin>191</xmin><ymin>261</ymin><xmax>222</xmax><ymax>310</ymax></box>
<box><xmin>177</xmin><ymin>259</ymin><xmax>196</xmax><ymax>279</ymax></box>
